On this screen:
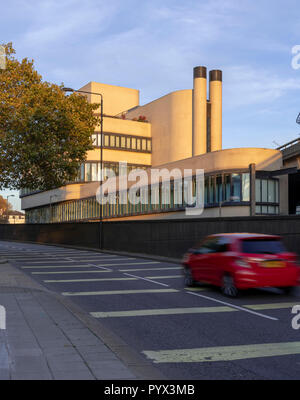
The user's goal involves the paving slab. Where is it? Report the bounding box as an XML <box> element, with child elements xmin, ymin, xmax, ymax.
<box><xmin>0</xmin><ymin>262</ymin><xmax>141</xmax><ymax>380</ymax></box>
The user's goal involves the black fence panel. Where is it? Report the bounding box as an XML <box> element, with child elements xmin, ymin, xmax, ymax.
<box><xmin>1</xmin><ymin>216</ymin><xmax>300</xmax><ymax>259</ymax></box>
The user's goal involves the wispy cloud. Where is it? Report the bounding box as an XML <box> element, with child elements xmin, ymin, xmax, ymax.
<box><xmin>224</xmin><ymin>65</ymin><xmax>300</xmax><ymax>108</ymax></box>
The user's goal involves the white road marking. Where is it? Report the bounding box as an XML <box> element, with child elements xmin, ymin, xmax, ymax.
<box><xmin>123</xmin><ymin>273</ymin><xmax>170</xmax><ymax>287</ymax></box>
<box><xmin>186</xmin><ymin>291</ymin><xmax>278</xmax><ymax>321</ymax></box>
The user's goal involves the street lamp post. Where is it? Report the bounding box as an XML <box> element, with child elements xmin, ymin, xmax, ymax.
<box><xmin>219</xmin><ymin>196</ymin><xmax>240</xmax><ymax>218</ymax></box>
<box><xmin>62</xmin><ymin>87</ymin><xmax>104</xmax><ymax>249</ymax></box>
<box><xmin>6</xmin><ymin>195</ymin><xmax>15</xmax><ymax>222</ymax></box>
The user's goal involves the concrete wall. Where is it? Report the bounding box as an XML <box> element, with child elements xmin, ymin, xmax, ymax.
<box><xmin>1</xmin><ymin>215</ymin><xmax>300</xmax><ymax>259</ymax></box>
<box><xmin>152</xmin><ymin>147</ymin><xmax>282</xmax><ymax>173</ymax></box>
<box><xmin>127</xmin><ymin>90</ymin><xmax>193</xmax><ymax>166</ymax></box>
<box><xmin>79</xmin><ymin>82</ymin><xmax>140</xmax><ymax>116</ymax></box>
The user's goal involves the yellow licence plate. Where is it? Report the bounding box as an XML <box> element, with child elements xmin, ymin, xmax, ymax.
<box><xmin>262</xmin><ymin>261</ymin><xmax>285</xmax><ymax>268</ymax></box>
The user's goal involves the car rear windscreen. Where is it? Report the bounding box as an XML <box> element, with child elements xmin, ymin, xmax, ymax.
<box><xmin>241</xmin><ymin>239</ymin><xmax>286</xmax><ymax>254</ymax></box>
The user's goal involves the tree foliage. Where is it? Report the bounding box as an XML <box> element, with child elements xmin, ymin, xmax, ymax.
<box><xmin>0</xmin><ymin>43</ymin><xmax>100</xmax><ymax>191</ymax></box>
<box><xmin>0</xmin><ymin>195</ymin><xmax>12</xmax><ymax>216</ymax></box>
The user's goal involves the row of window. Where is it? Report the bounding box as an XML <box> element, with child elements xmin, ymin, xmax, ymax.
<box><xmin>20</xmin><ymin>162</ymin><xmax>151</xmax><ymax>197</ymax></box>
<box><xmin>76</xmin><ymin>162</ymin><xmax>149</xmax><ymax>183</ymax></box>
<box><xmin>204</xmin><ymin>173</ymin><xmax>250</xmax><ymax>204</ymax></box>
<box><xmin>25</xmin><ymin>174</ymin><xmax>280</xmax><ymax>223</ymax></box>
<box><xmin>256</xmin><ymin>178</ymin><xmax>279</xmax><ymax>203</ymax></box>
<box><xmin>92</xmin><ymin>132</ymin><xmax>152</xmax><ymax>153</ymax></box>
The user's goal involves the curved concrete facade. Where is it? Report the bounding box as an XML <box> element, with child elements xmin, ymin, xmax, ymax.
<box><xmin>21</xmin><ymin>147</ymin><xmax>282</xmax><ymax>211</ymax></box>
<box><xmin>127</xmin><ymin>89</ymin><xmax>193</xmax><ymax>166</ymax></box>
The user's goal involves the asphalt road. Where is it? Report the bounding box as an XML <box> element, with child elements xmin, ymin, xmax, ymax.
<box><xmin>1</xmin><ymin>240</ymin><xmax>300</xmax><ymax>380</ymax></box>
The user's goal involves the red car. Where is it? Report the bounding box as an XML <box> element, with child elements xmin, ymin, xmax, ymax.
<box><xmin>182</xmin><ymin>233</ymin><xmax>300</xmax><ymax>297</ymax></box>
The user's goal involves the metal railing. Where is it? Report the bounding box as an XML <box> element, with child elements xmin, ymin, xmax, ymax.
<box><xmin>276</xmin><ymin>137</ymin><xmax>300</xmax><ymax>151</ymax></box>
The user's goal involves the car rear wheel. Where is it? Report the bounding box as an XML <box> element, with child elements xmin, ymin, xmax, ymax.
<box><xmin>281</xmin><ymin>286</ymin><xmax>295</xmax><ymax>295</ymax></box>
<box><xmin>221</xmin><ymin>274</ymin><xmax>238</xmax><ymax>298</ymax></box>
<box><xmin>184</xmin><ymin>266</ymin><xmax>195</xmax><ymax>287</ymax></box>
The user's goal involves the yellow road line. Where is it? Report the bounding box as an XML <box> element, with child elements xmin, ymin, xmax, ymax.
<box><xmin>44</xmin><ymin>277</ymin><xmax>137</xmax><ymax>283</ymax></box>
<box><xmin>90</xmin><ymin>301</ymin><xmax>299</xmax><ymax>319</ymax></box>
<box><xmin>25</xmin><ymin>257</ymin><xmax>128</xmax><ymax>264</ymax></box>
<box><xmin>22</xmin><ymin>265</ymin><xmax>97</xmax><ymax>269</ymax></box>
<box><xmin>119</xmin><ymin>267</ymin><xmax>181</xmax><ymax>272</ymax></box>
<box><xmin>62</xmin><ymin>289</ymin><xmax>178</xmax><ymax>296</ymax></box>
<box><xmin>69</xmin><ymin>258</ymin><xmax>135</xmax><ymax>262</ymax></box>
<box><xmin>91</xmin><ymin>306</ymin><xmax>236</xmax><ymax>318</ymax></box>
<box><xmin>23</xmin><ymin>261</ymin><xmax>158</xmax><ymax>269</ymax></box>
<box><xmin>143</xmin><ymin>342</ymin><xmax>300</xmax><ymax>363</ymax></box>
<box><xmin>31</xmin><ymin>270</ymin><xmax>112</xmax><ymax>275</ymax></box>
<box><xmin>145</xmin><ymin>275</ymin><xmax>182</xmax><ymax>279</ymax></box>
<box><xmin>245</xmin><ymin>302</ymin><xmax>300</xmax><ymax>310</ymax></box>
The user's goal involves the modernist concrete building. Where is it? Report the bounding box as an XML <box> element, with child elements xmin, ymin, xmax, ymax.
<box><xmin>21</xmin><ymin>66</ymin><xmax>295</xmax><ymax>223</ymax></box>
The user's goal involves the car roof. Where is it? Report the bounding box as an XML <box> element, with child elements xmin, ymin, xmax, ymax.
<box><xmin>209</xmin><ymin>233</ymin><xmax>280</xmax><ymax>240</ymax></box>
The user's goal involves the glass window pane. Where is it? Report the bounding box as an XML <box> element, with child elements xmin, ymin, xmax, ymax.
<box><xmin>261</xmin><ymin>180</ymin><xmax>268</xmax><ymax>202</ymax></box>
<box><xmin>268</xmin><ymin>205</ymin><xmax>275</xmax><ymax>214</ymax></box>
<box><xmin>126</xmin><ymin>137</ymin><xmax>131</xmax><ymax>149</ymax></box>
<box><xmin>104</xmin><ymin>135</ymin><xmax>109</xmax><ymax>147</ymax></box>
<box><xmin>92</xmin><ymin>134</ymin><xmax>97</xmax><ymax>146</ymax></box>
<box><xmin>242</xmin><ymin>173</ymin><xmax>250</xmax><ymax>201</ymax></box>
<box><xmin>216</xmin><ymin>175</ymin><xmax>222</xmax><ymax>203</ymax></box>
<box><xmin>147</xmin><ymin>140</ymin><xmax>152</xmax><ymax>151</ymax></box>
<box><xmin>80</xmin><ymin>164</ymin><xmax>85</xmax><ymax>181</ymax></box>
<box><xmin>121</xmin><ymin>136</ymin><xmax>126</xmax><ymax>148</ymax></box>
<box><xmin>136</xmin><ymin>139</ymin><xmax>141</xmax><ymax>150</ymax></box>
<box><xmin>261</xmin><ymin>205</ymin><xmax>268</xmax><ymax>214</ymax></box>
<box><xmin>174</xmin><ymin>180</ymin><xmax>182</xmax><ymax>206</ymax></box>
<box><xmin>91</xmin><ymin>163</ymin><xmax>97</xmax><ymax>181</ymax></box>
<box><xmin>255</xmin><ymin>205</ymin><xmax>261</xmax><ymax>214</ymax></box>
<box><xmin>224</xmin><ymin>174</ymin><xmax>231</xmax><ymax>201</ymax></box>
<box><xmin>204</xmin><ymin>177</ymin><xmax>209</xmax><ymax>205</ymax></box>
<box><xmin>255</xmin><ymin>179</ymin><xmax>261</xmax><ymax>202</ymax></box>
<box><xmin>110</xmin><ymin>135</ymin><xmax>115</xmax><ymax>147</ymax></box>
<box><xmin>275</xmin><ymin>181</ymin><xmax>279</xmax><ymax>203</ymax></box>
<box><xmin>115</xmin><ymin>136</ymin><xmax>120</xmax><ymax>147</ymax></box>
<box><xmin>142</xmin><ymin>139</ymin><xmax>147</xmax><ymax>150</ymax></box>
<box><xmin>209</xmin><ymin>176</ymin><xmax>214</xmax><ymax>204</ymax></box>
<box><xmin>119</xmin><ymin>163</ymin><xmax>127</xmax><ymax>176</ymax></box>
<box><xmin>85</xmin><ymin>163</ymin><xmax>91</xmax><ymax>181</ymax></box>
<box><xmin>232</xmin><ymin>174</ymin><xmax>241</xmax><ymax>201</ymax></box>
<box><xmin>268</xmin><ymin>180</ymin><xmax>275</xmax><ymax>203</ymax></box>
<box><xmin>132</xmin><ymin>137</ymin><xmax>136</xmax><ymax>149</ymax></box>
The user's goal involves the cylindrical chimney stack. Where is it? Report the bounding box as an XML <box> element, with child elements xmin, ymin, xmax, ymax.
<box><xmin>209</xmin><ymin>69</ymin><xmax>222</xmax><ymax>152</ymax></box>
<box><xmin>192</xmin><ymin>66</ymin><xmax>207</xmax><ymax>156</ymax></box>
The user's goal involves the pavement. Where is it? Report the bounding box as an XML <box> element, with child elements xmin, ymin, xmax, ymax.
<box><xmin>0</xmin><ymin>259</ymin><xmax>162</xmax><ymax>380</ymax></box>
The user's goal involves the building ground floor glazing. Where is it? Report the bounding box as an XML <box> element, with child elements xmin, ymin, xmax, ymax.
<box><xmin>24</xmin><ymin>171</ymin><xmax>280</xmax><ymax>223</ymax></box>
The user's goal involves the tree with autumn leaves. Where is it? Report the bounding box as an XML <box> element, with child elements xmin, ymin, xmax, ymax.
<box><xmin>0</xmin><ymin>43</ymin><xmax>100</xmax><ymax>191</ymax></box>
<box><xmin>0</xmin><ymin>195</ymin><xmax>12</xmax><ymax>217</ymax></box>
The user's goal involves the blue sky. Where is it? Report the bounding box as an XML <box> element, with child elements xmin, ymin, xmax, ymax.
<box><xmin>1</xmin><ymin>0</ymin><xmax>300</xmax><ymax>211</ymax></box>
